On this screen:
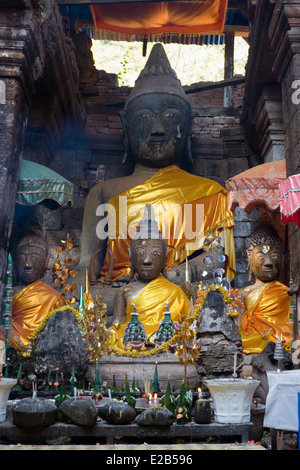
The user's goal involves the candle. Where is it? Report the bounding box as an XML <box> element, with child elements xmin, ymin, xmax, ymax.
<box><xmin>233</xmin><ymin>352</ymin><xmax>237</xmax><ymax>378</ymax></box>
<box><xmin>108</xmin><ymin>388</ymin><xmax>112</xmax><ymax>400</ymax></box>
<box><xmin>74</xmin><ymin>387</ymin><xmax>77</xmax><ymax>399</ymax></box>
<box><xmin>185</xmin><ymin>251</ymin><xmax>189</xmax><ymax>282</ymax></box>
<box><xmin>198</xmin><ymin>387</ymin><xmax>202</xmax><ymax>399</ymax></box>
<box><xmin>153</xmin><ymin>392</ymin><xmax>158</xmax><ymax>406</ymax></box>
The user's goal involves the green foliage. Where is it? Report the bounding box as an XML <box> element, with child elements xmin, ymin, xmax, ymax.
<box><xmin>121</xmin><ymin>374</ymin><xmax>136</xmax><ymax>408</ymax></box>
<box><xmin>91</xmin><ymin>38</ymin><xmax>249</xmax><ymax>87</ymax></box>
<box><xmin>174</xmin><ymin>383</ymin><xmax>193</xmax><ymax>424</ymax></box>
<box><xmin>160</xmin><ymin>381</ymin><xmax>176</xmax><ymax>413</ymax></box>
<box><xmin>118</xmin><ymin>50</ymin><xmax>130</xmax><ymax>85</ymax></box>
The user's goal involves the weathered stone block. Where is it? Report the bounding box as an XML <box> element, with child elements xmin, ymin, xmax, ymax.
<box><xmin>233</xmin><ymin>221</ymin><xmax>253</xmax><ymax>238</ymax></box>
<box><xmin>59</xmin><ymin>398</ymin><xmax>98</xmax><ymax>427</ymax></box>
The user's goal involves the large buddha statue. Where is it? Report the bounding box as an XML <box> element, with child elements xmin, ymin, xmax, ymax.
<box><xmin>79</xmin><ymin>43</ymin><xmax>235</xmax><ymax>284</ymax></box>
<box><xmin>8</xmin><ymin>228</ymin><xmax>65</xmax><ymax>354</ymax></box>
<box><xmin>111</xmin><ymin>204</ymin><xmax>190</xmax><ymax>349</ymax></box>
<box><xmin>239</xmin><ymin>224</ymin><xmax>291</xmax><ymax>354</ymax></box>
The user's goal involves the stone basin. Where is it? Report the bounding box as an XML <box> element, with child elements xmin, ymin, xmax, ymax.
<box><xmin>204</xmin><ymin>378</ymin><xmax>260</xmax><ymax>424</ymax></box>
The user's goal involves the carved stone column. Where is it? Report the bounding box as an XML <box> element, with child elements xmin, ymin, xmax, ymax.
<box><xmin>0</xmin><ymin>2</ymin><xmax>37</xmax><ymax>302</ymax></box>
<box><xmin>0</xmin><ymin>0</ymin><xmax>83</xmax><ymax>304</ymax></box>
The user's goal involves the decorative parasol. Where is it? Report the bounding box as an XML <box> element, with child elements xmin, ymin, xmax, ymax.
<box><xmin>16</xmin><ymin>160</ymin><xmax>74</xmax><ymax>207</ymax></box>
<box><xmin>225</xmin><ymin>160</ymin><xmax>286</xmax><ymax>213</ymax></box>
<box><xmin>279</xmin><ymin>173</ymin><xmax>300</xmax><ymax>226</ymax></box>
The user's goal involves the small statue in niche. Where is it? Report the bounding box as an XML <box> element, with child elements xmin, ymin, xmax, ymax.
<box><xmin>79</xmin><ymin>42</ymin><xmax>235</xmax><ymax>285</ymax></box>
<box><xmin>111</xmin><ymin>204</ymin><xmax>190</xmax><ymax>349</ymax></box>
<box><xmin>238</xmin><ymin>224</ymin><xmax>291</xmax><ymax>354</ymax></box>
<box><xmin>9</xmin><ymin>226</ymin><xmax>64</xmax><ymax>355</ymax></box>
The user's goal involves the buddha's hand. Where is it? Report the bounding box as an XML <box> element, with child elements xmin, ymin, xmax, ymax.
<box><xmin>288</xmin><ymin>273</ymin><xmax>300</xmax><ymax>296</ymax></box>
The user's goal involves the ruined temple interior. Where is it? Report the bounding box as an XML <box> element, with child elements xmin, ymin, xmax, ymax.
<box><xmin>0</xmin><ymin>0</ymin><xmax>299</xmax><ymax>359</ymax></box>
<box><xmin>2</xmin><ymin>0</ymin><xmax>300</xmax><ymax>450</ymax></box>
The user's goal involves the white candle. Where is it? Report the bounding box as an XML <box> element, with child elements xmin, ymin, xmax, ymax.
<box><xmin>108</xmin><ymin>388</ymin><xmax>111</xmax><ymax>400</ymax></box>
<box><xmin>185</xmin><ymin>253</ymin><xmax>189</xmax><ymax>282</ymax></box>
<box><xmin>233</xmin><ymin>352</ymin><xmax>237</xmax><ymax>377</ymax></box>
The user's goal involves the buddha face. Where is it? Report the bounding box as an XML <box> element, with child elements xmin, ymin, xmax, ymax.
<box><xmin>248</xmin><ymin>243</ymin><xmax>282</xmax><ymax>282</ymax></box>
<box><xmin>125</xmin><ymin>93</ymin><xmax>191</xmax><ymax>168</ymax></box>
<box><xmin>15</xmin><ymin>238</ymin><xmax>47</xmax><ymax>285</ymax></box>
<box><xmin>130</xmin><ymin>238</ymin><xmax>167</xmax><ymax>281</ymax></box>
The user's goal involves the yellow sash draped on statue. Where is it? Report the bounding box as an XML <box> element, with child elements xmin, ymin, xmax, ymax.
<box><xmin>110</xmin><ymin>275</ymin><xmax>190</xmax><ymax>350</ymax></box>
<box><xmin>239</xmin><ymin>281</ymin><xmax>291</xmax><ymax>354</ymax></box>
<box><xmin>100</xmin><ymin>165</ymin><xmax>235</xmax><ymax>281</ymax></box>
<box><xmin>10</xmin><ymin>280</ymin><xmax>64</xmax><ymax>352</ymax></box>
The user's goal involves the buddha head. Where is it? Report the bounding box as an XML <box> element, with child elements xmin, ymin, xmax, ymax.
<box><xmin>15</xmin><ymin>229</ymin><xmax>48</xmax><ymax>285</ymax></box>
<box><xmin>129</xmin><ymin>204</ymin><xmax>168</xmax><ymax>281</ymax></box>
<box><xmin>123</xmin><ymin>43</ymin><xmax>192</xmax><ymax>168</ymax></box>
<box><xmin>247</xmin><ymin>224</ymin><xmax>284</xmax><ymax>283</ymax></box>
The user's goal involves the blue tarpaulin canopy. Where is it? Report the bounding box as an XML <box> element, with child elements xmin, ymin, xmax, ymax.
<box><xmin>16</xmin><ymin>160</ymin><xmax>74</xmax><ymax>207</ymax></box>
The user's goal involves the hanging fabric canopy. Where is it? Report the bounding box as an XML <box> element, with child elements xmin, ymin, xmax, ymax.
<box><xmin>16</xmin><ymin>160</ymin><xmax>74</xmax><ymax>207</ymax></box>
<box><xmin>279</xmin><ymin>173</ymin><xmax>300</xmax><ymax>226</ymax></box>
<box><xmin>90</xmin><ymin>1</ymin><xmax>228</xmax><ymax>38</ymax></box>
<box><xmin>225</xmin><ymin>160</ymin><xmax>286</xmax><ymax>213</ymax></box>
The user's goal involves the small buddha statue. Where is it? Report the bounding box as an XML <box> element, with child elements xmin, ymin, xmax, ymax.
<box><xmin>239</xmin><ymin>224</ymin><xmax>291</xmax><ymax>354</ymax></box>
<box><xmin>9</xmin><ymin>227</ymin><xmax>65</xmax><ymax>354</ymax></box>
<box><xmin>79</xmin><ymin>43</ymin><xmax>235</xmax><ymax>285</ymax></box>
<box><xmin>111</xmin><ymin>204</ymin><xmax>190</xmax><ymax>349</ymax></box>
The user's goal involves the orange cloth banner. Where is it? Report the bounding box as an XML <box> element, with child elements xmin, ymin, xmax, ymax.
<box><xmin>91</xmin><ymin>1</ymin><xmax>228</xmax><ymax>35</ymax></box>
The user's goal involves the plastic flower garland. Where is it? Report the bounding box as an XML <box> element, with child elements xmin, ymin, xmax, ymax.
<box><xmin>110</xmin><ymin>283</ymin><xmax>237</xmax><ymax>358</ymax></box>
<box><xmin>19</xmin><ymin>284</ymin><xmax>242</xmax><ymax>359</ymax></box>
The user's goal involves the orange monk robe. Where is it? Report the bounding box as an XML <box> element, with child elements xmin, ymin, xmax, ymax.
<box><xmin>239</xmin><ymin>281</ymin><xmax>291</xmax><ymax>354</ymax></box>
<box><xmin>10</xmin><ymin>280</ymin><xmax>65</xmax><ymax>353</ymax></box>
<box><xmin>101</xmin><ymin>165</ymin><xmax>235</xmax><ymax>282</ymax></box>
<box><xmin>110</xmin><ymin>275</ymin><xmax>190</xmax><ymax>350</ymax></box>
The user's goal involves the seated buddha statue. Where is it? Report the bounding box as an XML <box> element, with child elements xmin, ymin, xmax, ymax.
<box><xmin>239</xmin><ymin>224</ymin><xmax>291</xmax><ymax>354</ymax></box>
<box><xmin>8</xmin><ymin>228</ymin><xmax>65</xmax><ymax>355</ymax></box>
<box><xmin>79</xmin><ymin>43</ymin><xmax>235</xmax><ymax>285</ymax></box>
<box><xmin>111</xmin><ymin>204</ymin><xmax>190</xmax><ymax>349</ymax></box>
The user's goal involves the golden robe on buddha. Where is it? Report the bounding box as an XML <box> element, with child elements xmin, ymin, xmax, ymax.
<box><xmin>239</xmin><ymin>280</ymin><xmax>291</xmax><ymax>354</ymax></box>
<box><xmin>10</xmin><ymin>280</ymin><xmax>65</xmax><ymax>353</ymax></box>
<box><xmin>100</xmin><ymin>165</ymin><xmax>235</xmax><ymax>282</ymax></box>
<box><xmin>111</xmin><ymin>275</ymin><xmax>190</xmax><ymax>350</ymax></box>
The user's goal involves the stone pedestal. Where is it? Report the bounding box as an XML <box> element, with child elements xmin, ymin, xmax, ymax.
<box><xmin>86</xmin><ymin>352</ymin><xmax>198</xmax><ymax>391</ymax></box>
